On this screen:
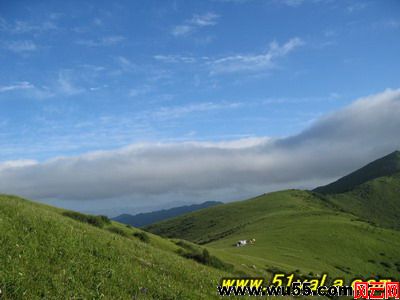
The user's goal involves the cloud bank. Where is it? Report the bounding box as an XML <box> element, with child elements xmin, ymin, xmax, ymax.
<box><xmin>0</xmin><ymin>89</ymin><xmax>399</xmax><ymax>214</ymax></box>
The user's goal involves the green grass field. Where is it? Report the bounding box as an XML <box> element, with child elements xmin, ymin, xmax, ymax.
<box><xmin>327</xmin><ymin>173</ymin><xmax>400</xmax><ymax>230</ymax></box>
<box><xmin>0</xmin><ymin>195</ymin><xmax>233</xmax><ymax>299</ymax></box>
<box><xmin>147</xmin><ymin>189</ymin><xmax>400</xmax><ymax>283</ymax></box>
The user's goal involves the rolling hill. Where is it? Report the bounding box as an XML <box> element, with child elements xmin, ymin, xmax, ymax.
<box><xmin>113</xmin><ymin>201</ymin><xmax>222</xmax><ymax>227</ymax></box>
<box><xmin>320</xmin><ymin>173</ymin><xmax>400</xmax><ymax>230</ymax></box>
<box><xmin>147</xmin><ymin>151</ymin><xmax>400</xmax><ymax>281</ymax></box>
<box><xmin>314</xmin><ymin>150</ymin><xmax>400</xmax><ymax>230</ymax></box>
<box><xmin>0</xmin><ymin>195</ymin><xmax>231</xmax><ymax>299</ymax></box>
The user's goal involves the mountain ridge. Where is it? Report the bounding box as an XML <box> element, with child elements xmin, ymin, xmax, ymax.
<box><xmin>112</xmin><ymin>201</ymin><xmax>222</xmax><ymax>227</ymax></box>
<box><xmin>314</xmin><ymin>150</ymin><xmax>400</xmax><ymax>194</ymax></box>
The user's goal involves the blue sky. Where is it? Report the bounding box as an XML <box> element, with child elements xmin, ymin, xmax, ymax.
<box><xmin>0</xmin><ymin>0</ymin><xmax>400</xmax><ymax>214</ymax></box>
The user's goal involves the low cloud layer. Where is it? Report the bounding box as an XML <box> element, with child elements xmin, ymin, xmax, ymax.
<box><xmin>1</xmin><ymin>89</ymin><xmax>400</xmax><ymax>215</ymax></box>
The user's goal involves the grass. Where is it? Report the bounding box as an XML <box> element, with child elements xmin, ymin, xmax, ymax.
<box><xmin>147</xmin><ymin>189</ymin><xmax>400</xmax><ymax>282</ymax></box>
<box><xmin>133</xmin><ymin>231</ymin><xmax>150</xmax><ymax>243</ymax></box>
<box><xmin>62</xmin><ymin>211</ymin><xmax>111</xmax><ymax>228</ymax></box>
<box><xmin>107</xmin><ymin>226</ymin><xmax>129</xmax><ymax>237</ymax></box>
<box><xmin>326</xmin><ymin>173</ymin><xmax>400</xmax><ymax>230</ymax></box>
<box><xmin>0</xmin><ymin>195</ymin><xmax>231</xmax><ymax>299</ymax></box>
<box><xmin>174</xmin><ymin>240</ymin><xmax>234</xmax><ymax>273</ymax></box>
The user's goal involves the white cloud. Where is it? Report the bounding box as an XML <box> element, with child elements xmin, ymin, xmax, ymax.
<box><xmin>0</xmin><ymin>89</ymin><xmax>399</xmax><ymax>214</ymax></box>
<box><xmin>0</xmin><ymin>160</ymin><xmax>37</xmax><ymax>172</ymax></box>
<box><xmin>171</xmin><ymin>12</ymin><xmax>219</xmax><ymax>37</ymax></box>
<box><xmin>346</xmin><ymin>2</ymin><xmax>367</xmax><ymax>13</ymax></box>
<box><xmin>271</xmin><ymin>0</ymin><xmax>333</xmax><ymax>7</ymax></box>
<box><xmin>0</xmin><ymin>81</ymin><xmax>34</xmax><ymax>92</ymax></box>
<box><xmin>280</xmin><ymin>0</ymin><xmax>305</xmax><ymax>6</ymax></box>
<box><xmin>128</xmin><ymin>85</ymin><xmax>151</xmax><ymax>97</ymax></box>
<box><xmin>3</xmin><ymin>40</ymin><xmax>37</xmax><ymax>52</ymax></box>
<box><xmin>11</xmin><ymin>20</ymin><xmax>57</xmax><ymax>34</ymax></box>
<box><xmin>114</xmin><ymin>56</ymin><xmax>136</xmax><ymax>73</ymax></box>
<box><xmin>0</xmin><ymin>81</ymin><xmax>55</xmax><ymax>99</ymax></box>
<box><xmin>375</xmin><ymin>20</ymin><xmax>400</xmax><ymax>30</ymax></box>
<box><xmin>190</xmin><ymin>13</ymin><xmax>219</xmax><ymax>26</ymax></box>
<box><xmin>172</xmin><ymin>25</ymin><xmax>193</xmax><ymax>36</ymax></box>
<box><xmin>152</xmin><ymin>102</ymin><xmax>241</xmax><ymax>119</ymax></box>
<box><xmin>0</xmin><ymin>76</ymin><xmax>82</xmax><ymax>99</ymax></box>
<box><xmin>210</xmin><ymin>37</ymin><xmax>304</xmax><ymax>74</ymax></box>
<box><xmin>56</xmin><ymin>71</ymin><xmax>84</xmax><ymax>96</ymax></box>
<box><xmin>0</xmin><ymin>18</ymin><xmax>58</xmax><ymax>34</ymax></box>
<box><xmin>154</xmin><ymin>54</ymin><xmax>197</xmax><ymax>63</ymax></box>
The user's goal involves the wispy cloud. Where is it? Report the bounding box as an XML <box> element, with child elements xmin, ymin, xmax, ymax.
<box><xmin>152</xmin><ymin>102</ymin><xmax>241</xmax><ymax>120</ymax></box>
<box><xmin>0</xmin><ymin>18</ymin><xmax>58</xmax><ymax>34</ymax></box>
<box><xmin>272</xmin><ymin>0</ymin><xmax>333</xmax><ymax>7</ymax></box>
<box><xmin>171</xmin><ymin>12</ymin><xmax>219</xmax><ymax>37</ymax></box>
<box><xmin>212</xmin><ymin>0</ymin><xmax>252</xmax><ymax>3</ymax></box>
<box><xmin>56</xmin><ymin>71</ymin><xmax>85</xmax><ymax>96</ymax></box>
<box><xmin>346</xmin><ymin>2</ymin><xmax>367</xmax><ymax>13</ymax></box>
<box><xmin>0</xmin><ymin>81</ymin><xmax>54</xmax><ymax>99</ymax></box>
<box><xmin>112</xmin><ymin>56</ymin><xmax>137</xmax><ymax>74</ymax></box>
<box><xmin>128</xmin><ymin>85</ymin><xmax>151</xmax><ymax>97</ymax></box>
<box><xmin>280</xmin><ymin>0</ymin><xmax>305</xmax><ymax>6</ymax></box>
<box><xmin>76</xmin><ymin>35</ymin><xmax>125</xmax><ymax>47</ymax></box>
<box><xmin>209</xmin><ymin>37</ymin><xmax>304</xmax><ymax>74</ymax></box>
<box><xmin>373</xmin><ymin>19</ymin><xmax>400</xmax><ymax>30</ymax></box>
<box><xmin>2</xmin><ymin>40</ymin><xmax>38</xmax><ymax>53</ymax></box>
<box><xmin>154</xmin><ymin>54</ymin><xmax>198</xmax><ymax>63</ymax></box>
<box><xmin>0</xmin><ymin>81</ymin><xmax>34</xmax><ymax>93</ymax></box>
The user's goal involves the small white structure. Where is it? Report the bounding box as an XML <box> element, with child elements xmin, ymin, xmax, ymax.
<box><xmin>235</xmin><ymin>238</ymin><xmax>256</xmax><ymax>247</ymax></box>
<box><xmin>236</xmin><ymin>240</ymin><xmax>247</xmax><ymax>247</ymax></box>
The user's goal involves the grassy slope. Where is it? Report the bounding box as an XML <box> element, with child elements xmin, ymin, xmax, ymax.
<box><xmin>325</xmin><ymin>173</ymin><xmax>400</xmax><ymax>230</ymax></box>
<box><xmin>0</xmin><ymin>195</ymin><xmax>230</xmax><ymax>300</ymax></box>
<box><xmin>147</xmin><ymin>190</ymin><xmax>400</xmax><ymax>281</ymax></box>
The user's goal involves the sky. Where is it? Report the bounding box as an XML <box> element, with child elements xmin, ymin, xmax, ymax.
<box><xmin>0</xmin><ymin>0</ymin><xmax>400</xmax><ymax>216</ymax></box>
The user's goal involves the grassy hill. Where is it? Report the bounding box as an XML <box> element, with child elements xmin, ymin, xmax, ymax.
<box><xmin>313</xmin><ymin>151</ymin><xmax>400</xmax><ymax>230</ymax></box>
<box><xmin>147</xmin><ymin>190</ymin><xmax>400</xmax><ymax>281</ymax></box>
<box><xmin>321</xmin><ymin>173</ymin><xmax>400</xmax><ymax>230</ymax></box>
<box><xmin>0</xmin><ymin>195</ymin><xmax>232</xmax><ymax>299</ymax></box>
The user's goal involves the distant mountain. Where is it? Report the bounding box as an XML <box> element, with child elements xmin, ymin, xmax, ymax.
<box><xmin>112</xmin><ymin>201</ymin><xmax>223</xmax><ymax>227</ymax></box>
<box><xmin>314</xmin><ymin>150</ymin><xmax>400</xmax><ymax>194</ymax></box>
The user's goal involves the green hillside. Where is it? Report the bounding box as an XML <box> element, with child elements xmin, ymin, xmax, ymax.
<box><xmin>314</xmin><ymin>150</ymin><xmax>400</xmax><ymax>194</ymax></box>
<box><xmin>147</xmin><ymin>189</ymin><xmax>400</xmax><ymax>281</ymax></box>
<box><xmin>321</xmin><ymin>173</ymin><xmax>400</xmax><ymax>230</ymax></box>
<box><xmin>0</xmin><ymin>195</ymin><xmax>231</xmax><ymax>299</ymax></box>
<box><xmin>312</xmin><ymin>151</ymin><xmax>400</xmax><ymax>230</ymax></box>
